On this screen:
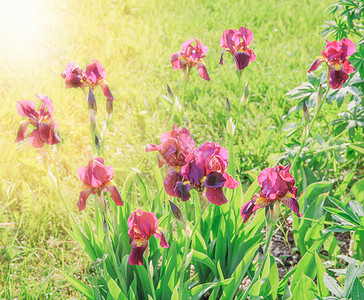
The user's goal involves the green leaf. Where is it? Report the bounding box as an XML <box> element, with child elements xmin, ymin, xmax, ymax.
<box><xmin>190</xmin><ymin>279</ymin><xmax>233</xmax><ymax>300</ymax></box>
<box><xmin>191</xmin><ymin>250</ymin><xmax>217</xmax><ymax>277</ymax></box>
<box><xmin>59</xmin><ymin>270</ymin><xmax>94</xmax><ymax>299</ymax></box>
<box><xmin>353</xmin><ymin>230</ymin><xmax>364</xmax><ymax>261</ymax></box>
<box><xmin>343</xmin><ymin>261</ymin><xmax>357</xmax><ymax>297</ymax></box>
<box><xmin>136</xmin><ymin>265</ymin><xmax>155</xmax><ymax>299</ymax></box>
<box><xmin>323</xmin><ymin>272</ymin><xmax>343</xmax><ymax>298</ymax></box>
<box><xmin>221</xmin><ymin>244</ymin><xmax>260</xmax><ymax>300</ymax></box>
<box><xmin>290</xmin><ymin>233</ymin><xmax>329</xmax><ymax>292</ymax></box>
<box><xmin>107</xmin><ymin>277</ymin><xmax>128</xmax><ymax>300</ymax></box>
<box><xmin>314</xmin><ymin>251</ymin><xmax>329</xmax><ymax>297</ymax></box>
<box><xmin>351</xmin><ymin>277</ymin><xmax>364</xmax><ymax>300</ymax></box>
<box><xmin>351</xmin><ymin>178</ymin><xmax>364</xmax><ymax>204</ymax></box>
<box><xmin>291</xmin><ymin>274</ymin><xmax>317</xmax><ymax>300</ymax></box>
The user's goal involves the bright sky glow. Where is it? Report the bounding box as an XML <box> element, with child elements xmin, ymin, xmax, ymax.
<box><xmin>0</xmin><ymin>0</ymin><xmax>50</xmax><ymax>60</ymax></box>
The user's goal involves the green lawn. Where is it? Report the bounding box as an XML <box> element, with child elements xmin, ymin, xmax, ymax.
<box><xmin>0</xmin><ymin>0</ymin><xmax>338</xmax><ymax>297</ymax></box>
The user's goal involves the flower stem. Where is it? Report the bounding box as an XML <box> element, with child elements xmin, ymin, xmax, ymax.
<box><xmin>291</xmin><ymin>87</ymin><xmax>330</xmax><ymax>170</ymax></box>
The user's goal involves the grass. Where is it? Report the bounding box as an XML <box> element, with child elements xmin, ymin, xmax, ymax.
<box><xmin>0</xmin><ymin>0</ymin><xmax>346</xmax><ymax>297</ymax></box>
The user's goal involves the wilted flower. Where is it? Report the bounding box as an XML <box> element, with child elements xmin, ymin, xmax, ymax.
<box><xmin>128</xmin><ymin>209</ymin><xmax>169</xmax><ymax>266</ymax></box>
<box><xmin>219</xmin><ymin>27</ymin><xmax>256</xmax><ymax>71</ymax></box>
<box><xmin>171</xmin><ymin>38</ymin><xmax>210</xmax><ymax>81</ymax></box>
<box><xmin>61</xmin><ymin>61</ymin><xmax>85</xmax><ymax>89</ymax></box>
<box><xmin>174</xmin><ymin>142</ymin><xmax>239</xmax><ymax>205</ymax></box>
<box><xmin>241</xmin><ymin>165</ymin><xmax>302</xmax><ymax>223</ymax></box>
<box><xmin>308</xmin><ymin>39</ymin><xmax>356</xmax><ymax>90</ymax></box>
<box><xmin>77</xmin><ymin>157</ymin><xmax>123</xmax><ymax>211</ymax></box>
<box><xmin>15</xmin><ymin>94</ymin><xmax>61</xmax><ymax>148</ymax></box>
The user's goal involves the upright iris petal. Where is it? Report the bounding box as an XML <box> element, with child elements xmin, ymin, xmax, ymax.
<box><xmin>241</xmin><ymin>165</ymin><xmax>302</xmax><ymax>223</ymax></box>
<box><xmin>77</xmin><ymin>157</ymin><xmax>123</xmax><ymax>211</ymax></box>
<box><xmin>308</xmin><ymin>39</ymin><xmax>356</xmax><ymax>90</ymax></box>
<box><xmin>220</xmin><ymin>27</ymin><xmax>256</xmax><ymax>71</ymax></box>
<box><xmin>15</xmin><ymin>95</ymin><xmax>61</xmax><ymax>148</ymax></box>
<box><xmin>128</xmin><ymin>210</ymin><xmax>169</xmax><ymax>266</ymax></box>
<box><xmin>171</xmin><ymin>38</ymin><xmax>210</xmax><ymax>81</ymax></box>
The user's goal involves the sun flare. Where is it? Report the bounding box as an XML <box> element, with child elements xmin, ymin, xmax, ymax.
<box><xmin>0</xmin><ymin>0</ymin><xmax>51</xmax><ymax>60</ymax></box>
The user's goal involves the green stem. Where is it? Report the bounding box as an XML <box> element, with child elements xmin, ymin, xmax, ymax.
<box><xmin>291</xmin><ymin>88</ymin><xmax>330</xmax><ymax>170</ymax></box>
<box><xmin>180</xmin><ymin>81</ymin><xmax>187</xmax><ymax>126</ymax></box>
<box><xmin>178</xmin><ymin>211</ymin><xmax>203</xmax><ymax>297</ymax></box>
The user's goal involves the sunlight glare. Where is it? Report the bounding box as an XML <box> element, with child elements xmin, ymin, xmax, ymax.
<box><xmin>0</xmin><ymin>0</ymin><xmax>51</xmax><ymax>60</ymax></box>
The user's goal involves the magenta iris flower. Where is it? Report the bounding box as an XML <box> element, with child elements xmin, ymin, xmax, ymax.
<box><xmin>146</xmin><ymin>125</ymin><xmax>195</xmax><ymax>169</ymax></box>
<box><xmin>61</xmin><ymin>61</ymin><xmax>85</xmax><ymax>89</ymax></box>
<box><xmin>171</xmin><ymin>38</ymin><xmax>210</xmax><ymax>81</ymax></box>
<box><xmin>15</xmin><ymin>94</ymin><xmax>61</xmax><ymax>148</ymax></box>
<box><xmin>175</xmin><ymin>142</ymin><xmax>239</xmax><ymax>205</ymax></box>
<box><xmin>308</xmin><ymin>39</ymin><xmax>356</xmax><ymax>90</ymax></box>
<box><xmin>128</xmin><ymin>209</ymin><xmax>169</xmax><ymax>266</ymax></box>
<box><xmin>146</xmin><ymin>125</ymin><xmax>196</xmax><ymax>198</ymax></box>
<box><xmin>77</xmin><ymin>157</ymin><xmax>123</xmax><ymax>211</ymax></box>
<box><xmin>219</xmin><ymin>27</ymin><xmax>256</xmax><ymax>71</ymax></box>
<box><xmin>241</xmin><ymin>165</ymin><xmax>302</xmax><ymax>223</ymax></box>
<box><xmin>61</xmin><ymin>60</ymin><xmax>114</xmax><ymax>100</ymax></box>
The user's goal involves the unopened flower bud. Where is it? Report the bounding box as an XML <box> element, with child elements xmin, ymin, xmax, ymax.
<box><xmin>225</xmin><ymin>97</ymin><xmax>231</xmax><ymax>112</ymax></box>
<box><xmin>167</xmin><ymin>83</ymin><xmax>174</xmax><ymax>98</ymax></box>
<box><xmin>169</xmin><ymin>200</ymin><xmax>183</xmax><ymax>220</ymax></box>
<box><xmin>226</xmin><ymin>117</ymin><xmax>236</xmax><ymax>136</ymax></box>
<box><xmin>302</xmin><ymin>101</ymin><xmax>309</xmax><ymax>122</ymax></box>
<box><xmin>106</xmin><ymin>98</ymin><xmax>113</xmax><ymax>114</ymax></box>
<box><xmin>240</xmin><ymin>81</ymin><xmax>249</xmax><ymax>105</ymax></box>
<box><xmin>317</xmin><ymin>83</ymin><xmax>323</xmax><ymax>105</ymax></box>
<box><xmin>88</xmin><ymin>87</ymin><xmax>97</xmax><ymax>111</ymax></box>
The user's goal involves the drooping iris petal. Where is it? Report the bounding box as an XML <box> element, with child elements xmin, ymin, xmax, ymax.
<box><xmin>154</xmin><ymin>230</ymin><xmax>169</xmax><ymax>248</ymax></box>
<box><xmin>280</xmin><ymin>194</ymin><xmax>302</xmax><ymax>217</ymax></box>
<box><xmin>100</xmin><ymin>83</ymin><xmax>114</xmax><ymax>101</ymax></box>
<box><xmin>234</xmin><ymin>52</ymin><xmax>251</xmax><ymax>70</ymax></box>
<box><xmin>129</xmin><ymin>240</ymin><xmax>148</xmax><ymax>266</ymax></box>
<box><xmin>197</xmin><ymin>65</ymin><xmax>210</xmax><ymax>81</ymax></box>
<box><xmin>174</xmin><ymin>181</ymin><xmax>191</xmax><ymax>202</ymax></box>
<box><xmin>38</xmin><ymin>121</ymin><xmax>61</xmax><ymax>145</ymax></box>
<box><xmin>28</xmin><ymin>129</ymin><xmax>44</xmax><ymax>148</ymax></box>
<box><xmin>105</xmin><ymin>184</ymin><xmax>124</xmax><ymax>206</ymax></box>
<box><xmin>163</xmin><ymin>167</ymin><xmax>183</xmax><ymax>197</ymax></box>
<box><xmin>308</xmin><ymin>58</ymin><xmax>325</xmax><ymax>73</ymax></box>
<box><xmin>224</xmin><ymin>172</ymin><xmax>240</xmax><ymax>189</ymax></box>
<box><xmin>205</xmin><ymin>187</ymin><xmax>227</xmax><ymax>205</ymax></box>
<box><xmin>329</xmin><ymin>69</ymin><xmax>349</xmax><ymax>90</ymax></box>
<box><xmin>15</xmin><ymin>121</ymin><xmax>30</xmax><ymax>143</ymax></box>
<box><xmin>204</xmin><ymin>172</ymin><xmax>226</xmax><ymax>189</ymax></box>
<box><xmin>78</xmin><ymin>187</ymin><xmax>92</xmax><ymax>211</ymax></box>
<box><xmin>241</xmin><ymin>200</ymin><xmax>259</xmax><ymax>223</ymax></box>
<box><xmin>171</xmin><ymin>52</ymin><xmax>181</xmax><ymax>69</ymax></box>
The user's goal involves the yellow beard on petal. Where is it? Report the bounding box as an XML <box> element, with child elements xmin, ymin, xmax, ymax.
<box><xmin>254</xmin><ymin>196</ymin><xmax>270</xmax><ymax>207</ymax></box>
